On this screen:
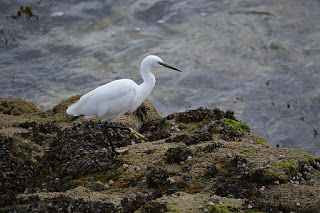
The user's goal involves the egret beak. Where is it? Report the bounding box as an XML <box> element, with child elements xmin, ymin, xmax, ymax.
<box><xmin>158</xmin><ymin>62</ymin><xmax>182</xmax><ymax>72</ymax></box>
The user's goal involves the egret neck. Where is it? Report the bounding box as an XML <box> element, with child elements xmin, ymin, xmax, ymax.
<box><xmin>138</xmin><ymin>59</ymin><xmax>156</xmax><ymax>102</ymax></box>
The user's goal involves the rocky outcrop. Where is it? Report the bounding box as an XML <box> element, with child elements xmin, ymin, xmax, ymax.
<box><xmin>0</xmin><ymin>98</ymin><xmax>40</xmax><ymax>115</ymax></box>
<box><xmin>0</xmin><ymin>97</ymin><xmax>320</xmax><ymax>212</ymax></box>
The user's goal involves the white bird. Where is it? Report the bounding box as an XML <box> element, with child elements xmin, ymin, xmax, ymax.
<box><xmin>66</xmin><ymin>55</ymin><xmax>182</xmax><ymax>120</ymax></box>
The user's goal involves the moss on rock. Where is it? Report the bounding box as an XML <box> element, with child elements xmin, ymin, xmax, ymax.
<box><xmin>222</xmin><ymin>118</ymin><xmax>250</xmax><ymax>134</ymax></box>
<box><xmin>0</xmin><ymin>98</ymin><xmax>40</xmax><ymax>115</ymax></box>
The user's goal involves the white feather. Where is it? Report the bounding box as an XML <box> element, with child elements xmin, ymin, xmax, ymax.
<box><xmin>66</xmin><ymin>55</ymin><xmax>181</xmax><ymax>121</ymax></box>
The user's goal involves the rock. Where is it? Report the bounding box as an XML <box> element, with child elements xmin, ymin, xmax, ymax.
<box><xmin>165</xmin><ymin>146</ymin><xmax>192</xmax><ymax>164</ymax></box>
<box><xmin>140</xmin><ymin>201</ymin><xmax>167</xmax><ymax>213</ymax></box>
<box><xmin>201</xmin><ymin>142</ymin><xmax>224</xmax><ymax>153</ymax></box>
<box><xmin>18</xmin><ymin>121</ymin><xmax>61</xmax><ymax>145</ymax></box>
<box><xmin>121</xmin><ymin>192</ymin><xmax>158</xmax><ymax>213</ymax></box>
<box><xmin>168</xmin><ymin>108</ymin><xmax>224</xmax><ymax>124</ymax></box>
<box><xmin>40</xmin><ymin>121</ymin><xmax>119</xmax><ymax>181</ymax></box>
<box><xmin>255</xmin><ymin>184</ymin><xmax>320</xmax><ymax>212</ymax></box>
<box><xmin>184</xmin><ymin>131</ymin><xmax>212</xmax><ymax>146</ymax></box>
<box><xmin>51</xmin><ymin>95</ymin><xmax>81</xmax><ymax>114</ymax></box>
<box><xmin>207</xmin><ymin>165</ymin><xmax>218</xmax><ymax>177</ymax></box>
<box><xmin>140</xmin><ymin>118</ymin><xmax>171</xmax><ymax>141</ymax></box>
<box><xmin>145</xmin><ymin>167</ymin><xmax>170</xmax><ymax>189</ymax></box>
<box><xmin>209</xmin><ymin>118</ymin><xmax>250</xmax><ymax>141</ymax></box>
<box><xmin>0</xmin><ymin>98</ymin><xmax>40</xmax><ymax>115</ymax></box>
<box><xmin>113</xmin><ymin>100</ymin><xmax>162</xmax><ymax>130</ymax></box>
<box><xmin>11</xmin><ymin>186</ymin><xmax>118</xmax><ymax>212</ymax></box>
<box><xmin>86</xmin><ymin>181</ymin><xmax>109</xmax><ymax>192</ymax></box>
<box><xmin>0</xmin><ymin>97</ymin><xmax>319</xmax><ymax>213</ymax></box>
<box><xmin>0</xmin><ymin>134</ymin><xmax>39</xmax><ymax>206</ymax></box>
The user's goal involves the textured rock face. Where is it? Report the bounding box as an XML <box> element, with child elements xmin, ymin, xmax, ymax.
<box><xmin>1</xmin><ymin>97</ymin><xmax>320</xmax><ymax>212</ymax></box>
<box><xmin>40</xmin><ymin>121</ymin><xmax>119</xmax><ymax>178</ymax></box>
<box><xmin>0</xmin><ymin>0</ymin><xmax>319</xmax><ymax>154</ymax></box>
<box><xmin>0</xmin><ymin>135</ymin><xmax>38</xmax><ymax>206</ymax></box>
<box><xmin>0</xmin><ymin>98</ymin><xmax>40</xmax><ymax>115</ymax></box>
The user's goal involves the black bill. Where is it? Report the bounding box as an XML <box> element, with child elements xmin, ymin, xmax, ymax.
<box><xmin>158</xmin><ymin>62</ymin><xmax>182</xmax><ymax>72</ymax></box>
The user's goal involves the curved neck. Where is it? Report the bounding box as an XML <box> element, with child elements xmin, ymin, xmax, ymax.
<box><xmin>138</xmin><ymin>62</ymin><xmax>156</xmax><ymax>99</ymax></box>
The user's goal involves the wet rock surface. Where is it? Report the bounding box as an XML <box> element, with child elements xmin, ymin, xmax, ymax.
<box><xmin>0</xmin><ymin>98</ymin><xmax>320</xmax><ymax>212</ymax></box>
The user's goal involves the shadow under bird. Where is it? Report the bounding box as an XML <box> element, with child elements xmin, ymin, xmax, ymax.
<box><xmin>66</xmin><ymin>55</ymin><xmax>182</xmax><ymax>120</ymax></box>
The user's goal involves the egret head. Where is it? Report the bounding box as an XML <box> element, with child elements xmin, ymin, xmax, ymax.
<box><xmin>142</xmin><ymin>55</ymin><xmax>182</xmax><ymax>72</ymax></box>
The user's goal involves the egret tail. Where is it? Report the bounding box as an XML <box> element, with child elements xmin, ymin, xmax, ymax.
<box><xmin>66</xmin><ymin>102</ymin><xmax>81</xmax><ymax>116</ymax></box>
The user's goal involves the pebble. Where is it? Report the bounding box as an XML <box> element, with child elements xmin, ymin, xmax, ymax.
<box><xmin>108</xmin><ymin>180</ymin><xmax>114</xmax><ymax>185</ymax></box>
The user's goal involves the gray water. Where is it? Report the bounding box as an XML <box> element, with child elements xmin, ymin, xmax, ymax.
<box><xmin>1</xmin><ymin>0</ymin><xmax>320</xmax><ymax>154</ymax></box>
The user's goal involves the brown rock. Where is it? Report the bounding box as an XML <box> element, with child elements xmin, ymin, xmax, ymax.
<box><xmin>0</xmin><ymin>98</ymin><xmax>40</xmax><ymax>115</ymax></box>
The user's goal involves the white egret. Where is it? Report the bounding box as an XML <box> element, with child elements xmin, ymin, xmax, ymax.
<box><xmin>66</xmin><ymin>55</ymin><xmax>182</xmax><ymax>120</ymax></box>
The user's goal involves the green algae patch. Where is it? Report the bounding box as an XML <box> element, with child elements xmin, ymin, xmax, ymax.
<box><xmin>223</xmin><ymin>118</ymin><xmax>250</xmax><ymax>134</ymax></box>
<box><xmin>272</xmin><ymin>160</ymin><xmax>299</xmax><ymax>175</ymax></box>
<box><xmin>255</xmin><ymin>160</ymin><xmax>301</xmax><ymax>184</ymax></box>
<box><xmin>255</xmin><ymin>137</ymin><xmax>268</xmax><ymax>145</ymax></box>
<box><xmin>249</xmin><ymin>167</ymin><xmax>290</xmax><ymax>184</ymax></box>
<box><xmin>288</xmin><ymin>149</ymin><xmax>315</xmax><ymax>161</ymax></box>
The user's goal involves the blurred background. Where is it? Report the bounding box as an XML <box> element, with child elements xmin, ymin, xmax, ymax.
<box><xmin>0</xmin><ymin>0</ymin><xmax>319</xmax><ymax>154</ymax></box>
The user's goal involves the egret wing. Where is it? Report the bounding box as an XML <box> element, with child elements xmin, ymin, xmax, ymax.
<box><xmin>67</xmin><ymin>79</ymin><xmax>138</xmax><ymax>119</ymax></box>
